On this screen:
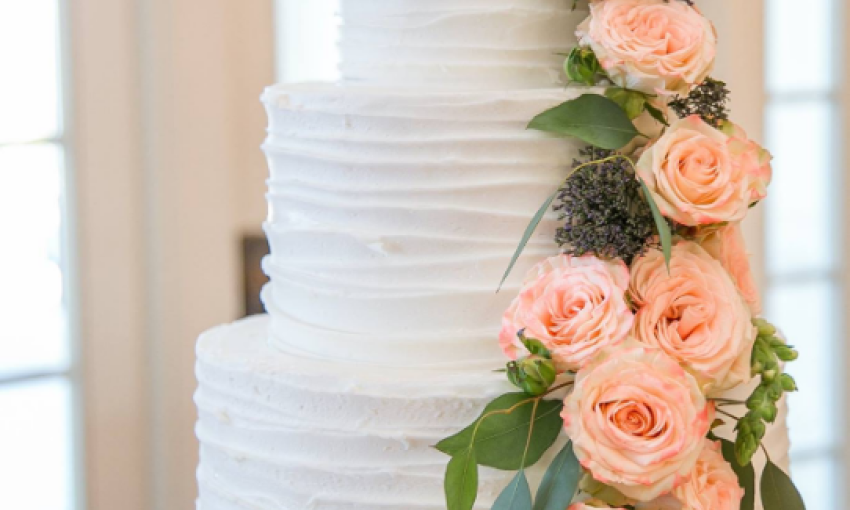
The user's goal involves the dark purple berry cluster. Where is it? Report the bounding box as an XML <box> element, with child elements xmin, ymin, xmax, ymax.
<box><xmin>669</xmin><ymin>77</ymin><xmax>731</xmax><ymax>128</ymax></box>
<box><xmin>554</xmin><ymin>147</ymin><xmax>660</xmax><ymax>264</ymax></box>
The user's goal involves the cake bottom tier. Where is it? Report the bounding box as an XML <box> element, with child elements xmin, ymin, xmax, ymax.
<box><xmin>195</xmin><ymin>315</ymin><xmax>791</xmax><ymax>510</ymax></box>
<box><xmin>195</xmin><ymin>315</ymin><xmax>559</xmax><ymax>510</ymax></box>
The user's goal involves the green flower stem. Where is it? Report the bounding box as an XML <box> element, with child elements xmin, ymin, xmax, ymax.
<box><xmin>574</xmin><ymin>155</ymin><xmax>635</xmax><ymax>175</ymax></box>
<box><xmin>712</xmin><ymin>399</ymin><xmax>747</xmax><ymax>407</ymax></box>
<box><xmin>540</xmin><ymin>380</ymin><xmax>575</xmax><ymax>397</ymax></box>
<box><xmin>712</xmin><ymin>398</ymin><xmax>745</xmax><ymax>404</ymax></box>
<box><xmin>716</xmin><ymin>408</ymin><xmax>743</xmax><ymax>421</ymax></box>
<box><xmin>520</xmin><ymin>399</ymin><xmax>540</xmax><ymax>469</ymax></box>
<box><xmin>760</xmin><ymin>443</ymin><xmax>772</xmax><ymax>463</ymax></box>
<box><xmin>556</xmin><ymin>155</ymin><xmax>636</xmax><ymax>198</ymax></box>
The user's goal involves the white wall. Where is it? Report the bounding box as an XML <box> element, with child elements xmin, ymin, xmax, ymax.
<box><xmin>68</xmin><ymin>0</ymin><xmax>275</xmax><ymax>508</ymax></box>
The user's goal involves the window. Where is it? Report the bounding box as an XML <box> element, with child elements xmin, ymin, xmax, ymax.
<box><xmin>0</xmin><ymin>0</ymin><xmax>78</xmax><ymax>509</ymax></box>
<box><xmin>765</xmin><ymin>0</ymin><xmax>843</xmax><ymax>506</ymax></box>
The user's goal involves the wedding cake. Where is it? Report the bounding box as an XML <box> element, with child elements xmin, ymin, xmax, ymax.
<box><xmin>196</xmin><ymin>1</ymin><xmax>794</xmax><ymax>509</ymax></box>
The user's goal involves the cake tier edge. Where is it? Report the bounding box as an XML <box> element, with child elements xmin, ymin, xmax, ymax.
<box><xmin>195</xmin><ymin>316</ymin><xmax>791</xmax><ymax>510</ymax></box>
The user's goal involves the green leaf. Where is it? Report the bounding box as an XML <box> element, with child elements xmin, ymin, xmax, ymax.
<box><xmin>638</xmin><ymin>178</ymin><xmax>672</xmax><ymax>271</ymax></box>
<box><xmin>604</xmin><ymin>87</ymin><xmax>648</xmax><ymax>120</ymax></box>
<box><xmin>528</xmin><ymin>94</ymin><xmax>642</xmax><ymax>150</ymax></box>
<box><xmin>645</xmin><ymin>103</ymin><xmax>670</xmax><ymax>127</ymax></box>
<box><xmin>436</xmin><ymin>393</ymin><xmax>564</xmax><ymax>470</ymax></box>
<box><xmin>720</xmin><ymin>439</ymin><xmax>755</xmax><ymax>510</ymax></box>
<box><xmin>533</xmin><ymin>442</ymin><xmax>582</xmax><ymax>510</ymax></box>
<box><xmin>761</xmin><ymin>460</ymin><xmax>806</xmax><ymax>510</ymax></box>
<box><xmin>497</xmin><ymin>190</ymin><xmax>558</xmax><ymax>291</ymax></box>
<box><xmin>445</xmin><ymin>449</ymin><xmax>479</xmax><ymax>510</ymax></box>
<box><xmin>493</xmin><ymin>471</ymin><xmax>532</xmax><ymax>510</ymax></box>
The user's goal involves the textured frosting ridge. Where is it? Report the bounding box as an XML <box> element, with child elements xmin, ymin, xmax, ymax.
<box><xmin>195</xmin><ymin>2</ymin><xmax>794</xmax><ymax>507</ymax></box>
<box><xmin>260</xmin><ymin>83</ymin><xmax>595</xmax><ymax>366</ymax></box>
<box><xmin>195</xmin><ymin>317</ymin><xmax>790</xmax><ymax>510</ymax></box>
<box><xmin>195</xmin><ymin>317</ymin><xmax>554</xmax><ymax>510</ymax></box>
<box><xmin>339</xmin><ymin>0</ymin><xmax>588</xmax><ymax>89</ymax></box>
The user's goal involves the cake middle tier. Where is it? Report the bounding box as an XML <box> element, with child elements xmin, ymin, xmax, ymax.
<box><xmin>261</xmin><ymin>84</ymin><xmax>595</xmax><ymax>366</ymax></box>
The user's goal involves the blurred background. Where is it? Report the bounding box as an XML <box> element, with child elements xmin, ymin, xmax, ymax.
<box><xmin>0</xmin><ymin>0</ymin><xmax>844</xmax><ymax>508</ymax></box>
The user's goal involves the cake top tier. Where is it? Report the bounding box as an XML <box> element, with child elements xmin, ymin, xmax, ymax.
<box><xmin>339</xmin><ymin>0</ymin><xmax>588</xmax><ymax>89</ymax></box>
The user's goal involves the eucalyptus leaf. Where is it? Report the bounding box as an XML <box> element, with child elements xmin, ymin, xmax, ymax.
<box><xmin>645</xmin><ymin>103</ymin><xmax>670</xmax><ymax>127</ymax></box>
<box><xmin>497</xmin><ymin>190</ymin><xmax>558</xmax><ymax>292</ymax></box>
<box><xmin>436</xmin><ymin>393</ymin><xmax>564</xmax><ymax>470</ymax></box>
<box><xmin>492</xmin><ymin>471</ymin><xmax>532</xmax><ymax>510</ymax></box>
<box><xmin>533</xmin><ymin>441</ymin><xmax>581</xmax><ymax>510</ymax></box>
<box><xmin>604</xmin><ymin>87</ymin><xmax>648</xmax><ymax>120</ymax></box>
<box><xmin>761</xmin><ymin>460</ymin><xmax>806</xmax><ymax>510</ymax></box>
<box><xmin>528</xmin><ymin>94</ymin><xmax>642</xmax><ymax>150</ymax></box>
<box><xmin>720</xmin><ymin>439</ymin><xmax>755</xmax><ymax>510</ymax></box>
<box><xmin>638</xmin><ymin>179</ymin><xmax>672</xmax><ymax>271</ymax></box>
<box><xmin>446</xmin><ymin>449</ymin><xmax>479</xmax><ymax>510</ymax></box>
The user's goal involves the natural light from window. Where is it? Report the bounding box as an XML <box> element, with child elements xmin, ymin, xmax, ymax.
<box><xmin>0</xmin><ymin>0</ymin><xmax>76</xmax><ymax>508</ymax></box>
<box><xmin>765</xmin><ymin>0</ymin><xmax>843</xmax><ymax>507</ymax></box>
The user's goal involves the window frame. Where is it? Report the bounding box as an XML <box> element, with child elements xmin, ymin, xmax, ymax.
<box><xmin>0</xmin><ymin>0</ymin><xmax>82</xmax><ymax>507</ymax></box>
<box><xmin>839</xmin><ymin>0</ymin><xmax>850</xmax><ymax>502</ymax></box>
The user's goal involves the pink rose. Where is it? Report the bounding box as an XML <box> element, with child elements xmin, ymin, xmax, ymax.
<box><xmin>636</xmin><ymin>116</ymin><xmax>751</xmax><ymax>226</ymax></box>
<box><xmin>697</xmin><ymin>223</ymin><xmax>762</xmax><ymax>315</ymax></box>
<box><xmin>577</xmin><ymin>0</ymin><xmax>716</xmax><ymax>95</ymax></box>
<box><xmin>630</xmin><ymin>240</ymin><xmax>756</xmax><ymax>393</ymax></box>
<box><xmin>499</xmin><ymin>255</ymin><xmax>633</xmax><ymax>371</ymax></box>
<box><xmin>719</xmin><ymin>120</ymin><xmax>773</xmax><ymax>203</ymax></box>
<box><xmin>569</xmin><ymin>502</ymin><xmax>625</xmax><ymax>510</ymax></box>
<box><xmin>635</xmin><ymin>497</ymin><xmax>683</xmax><ymax>510</ymax></box>
<box><xmin>562</xmin><ymin>345</ymin><xmax>713</xmax><ymax>502</ymax></box>
<box><xmin>670</xmin><ymin>440</ymin><xmax>745</xmax><ymax>510</ymax></box>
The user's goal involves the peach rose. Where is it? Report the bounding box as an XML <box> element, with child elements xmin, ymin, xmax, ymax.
<box><xmin>720</xmin><ymin>120</ymin><xmax>773</xmax><ymax>203</ymax></box>
<box><xmin>630</xmin><ymin>240</ymin><xmax>757</xmax><ymax>393</ymax></box>
<box><xmin>499</xmin><ymin>255</ymin><xmax>634</xmax><ymax>371</ymax></box>
<box><xmin>698</xmin><ymin>223</ymin><xmax>762</xmax><ymax>315</ymax></box>
<box><xmin>562</xmin><ymin>345</ymin><xmax>713</xmax><ymax>502</ymax></box>
<box><xmin>569</xmin><ymin>502</ymin><xmax>625</xmax><ymax>510</ymax></box>
<box><xmin>635</xmin><ymin>497</ymin><xmax>682</xmax><ymax>510</ymax></box>
<box><xmin>577</xmin><ymin>0</ymin><xmax>716</xmax><ymax>95</ymax></box>
<box><xmin>636</xmin><ymin>116</ymin><xmax>751</xmax><ymax>226</ymax></box>
<box><xmin>670</xmin><ymin>440</ymin><xmax>745</xmax><ymax>510</ymax></box>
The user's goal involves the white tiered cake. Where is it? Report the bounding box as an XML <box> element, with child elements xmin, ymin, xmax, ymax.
<box><xmin>195</xmin><ymin>2</ymin><xmax>790</xmax><ymax>509</ymax></box>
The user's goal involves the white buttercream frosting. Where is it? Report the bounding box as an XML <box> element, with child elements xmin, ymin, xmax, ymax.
<box><xmin>195</xmin><ymin>316</ymin><xmax>790</xmax><ymax>510</ymax></box>
<box><xmin>197</xmin><ymin>3</ymin><xmax>792</xmax><ymax>507</ymax></box>
<box><xmin>196</xmin><ymin>316</ymin><xmax>555</xmax><ymax>510</ymax></box>
<box><xmin>338</xmin><ymin>0</ymin><xmax>588</xmax><ymax>89</ymax></box>
<box><xmin>260</xmin><ymin>83</ymin><xmax>597</xmax><ymax>366</ymax></box>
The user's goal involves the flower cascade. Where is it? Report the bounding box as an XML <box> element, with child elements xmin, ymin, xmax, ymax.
<box><xmin>438</xmin><ymin>1</ymin><xmax>805</xmax><ymax>510</ymax></box>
